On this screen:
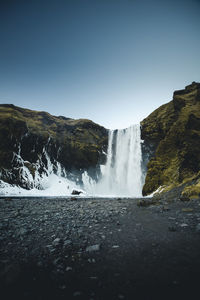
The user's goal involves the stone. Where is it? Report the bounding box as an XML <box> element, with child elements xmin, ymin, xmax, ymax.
<box><xmin>168</xmin><ymin>226</ymin><xmax>177</xmax><ymax>232</ymax></box>
<box><xmin>71</xmin><ymin>190</ymin><xmax>83</xmax><ymax>195</ymax></box>
<box><xmin>195</xmin><ymin>223</ymin><xmax>200</xmax><ymax>233</ymax></box>
<box><xmin>137</xmin><ymin>199</ymin><xmax>157</xmax><ymax>207</ymax></box>
<box><xmin>89</xmin><ymin>276</ymin><xmax>98</xmax><ymax>280</ymax></box>
<box><xmin>59</xmin><ymin>285</ymin><xmax>66</xmax><ymax>290</ymax></box>
<box><xmin>86</xmin><ymin>244</ymin><xmax>100</xmax><ymax>252</ymax></box>
<box><xmin>18</xmin><ymin>228</ymin><xmax>28</xmax><ymax>236</ymax></box>
<box><xmin>53</xmin><ymin>258</ymin><xmax>61</xmax><ymax>265</ymax></box>
<box><xmin>182</xmin><ymin>208</ymin><xmax>193</xmax><ymax>212</ymax></box>
<box><xmin>52</xmin><ymin>238</ymin><xmax>62</xmax><ymax>246</ymax></box>
<box><xmin>180</xmin><ymin>223</ymin><xmax>188</xmax><ymax>228</ymax></box>
<box><xmin>153</xmin><ymin>193</ymin><xmax>162</xmax><ymax>201</ymax></box>
<box><xmin>168</xmin><ymin>217</ymin><xmax>176</xmax><ymax>220</ymax></box>
<box><xmin>4</xmin><ymin>197</ymin><xmax>12</xmax><ymax>201</ymax></box>
<box><xmin>73</xmin><ymin>291</ymin><xmax>82</xmax><ymax>297</ymax></box>
<box><xmin>71</xmin><ymin>197</ymin><xmax>77</xmax><ymax>201</ymax></box>
<box><xmin>88</xmin><ymin>258</ymin><xmax>96</xmax><ymax>263</ymax></box>
<box><xmin>64</xmin><ymin>240</ymin><xmax>72</xmax><ymax>247</ymax></box>
<box><xmin>162</xmin><ymin>206</ymin><xmax>170</xmax><ymax>211</ymax></box>
<box><xmin>180</xmin><ymin>196</ymin><xmax>190</xmax><ymax>202</ymax></box>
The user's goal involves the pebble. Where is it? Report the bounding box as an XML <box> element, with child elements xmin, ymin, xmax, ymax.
<box><xmin>112</xmin><ymin>245</ymin><xmax>119</xmax><ymax>248</ymax></box>
<box><xmin>195</xmin><ymin>223</ymin><xmax>200</xmax><ymax>233</ymax></box>
<box><xmin>86</xmin><ymin>244</ymin><xmax>100</xmax><ymax>252</ymax></box>
<box><xmin>163</xmin><ymin>206</ymin><xmax>170</xmax><ymax>211</ymax></box>
<box><xmin>66</xmin><ymin>266</ymin><xmax>72</xmax><ymax>271</ymax></box>
<box><xmin>1</xmin><ymin>195</ymin><xmax>200</xmax><ymax>298</ymax></box>
<box><xmin>52</xmin><ymin>238</ymin><xmax>62</xmax><ymax>246</ymax></box>
<box><xmin>89</xmin><ymin>276</ymin><xmax>98</xmax><ymax>280</ymax></box>
<box><xmin>18</xmin><ymin>228</ymin><xmax>28</xmax><ymax>236</ymax></box>
<box><xmin>180</xmin><ymin>223</ymin><xmax>188</xmax><ymax>227</ymax></box>
<box><xmin>182</xmin><ymin>208</ymin><xmax>193</xmax><ymax>212</ymax></box>
<box><xmin>73</xmin><ymin>291</ymin><xmax>82</xmax><ymax>297</ymax></box>
<box><xmin>88</xmin><ymin>258</ymin><xmax>96</xmax><ymax>263</ymax></box>
<box><xmin>168</xmin><ymin>226</ymin><xmax>177</xmax><ymax>232</ymax></box>
<box><xmin>64</xmin><ymin>240</ymin><xmax>72</xmax><ymax>247</ymax></box>
<box><xmin>59</xmin><ymin>285</ymin><xmax>66</xmax><ymax>290</ymax></box>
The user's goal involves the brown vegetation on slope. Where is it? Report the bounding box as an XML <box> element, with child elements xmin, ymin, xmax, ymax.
<box><xmin>141</xmin><ymin>82</ymin><xmax>200</xmax><ymax>197</ymax></box>
<box><xmin>0</xmin><ymin>104</ymin><xmax>108</xmax><ymax>188</ymax></box>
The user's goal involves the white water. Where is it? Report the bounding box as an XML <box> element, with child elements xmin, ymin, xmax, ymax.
<box><xmin>83</xmin><ymin>124</ymin><xmax>143</xmax><ymax>197</ymax></box>
<box><xmin>0</xmin><ymin>124</ymin><xmax>143</xmax><ymax>197</ymax></box>
<box><xmin>0</xmin><ymin>147</ymin><xmax>84</xmax><ymax>196</ymax></box>
<box><xmin>0</xmin><ymin>174</ymin><xmax>84</xmax><ymax>197</ymax></box>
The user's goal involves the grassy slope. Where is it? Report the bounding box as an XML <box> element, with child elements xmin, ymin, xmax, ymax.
<box><xmin>141</xmin><ymin>82</ymin><xmax>200</xmax><ymax>197</ymax></box>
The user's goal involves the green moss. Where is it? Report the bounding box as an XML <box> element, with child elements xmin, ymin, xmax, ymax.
<box><xmin>0</xmin><ymin>104</ymin><xmax>108</xmax><ymax>181</ymax></box>
<box><xmin>141</xmin><ymin>82</ymin><xmax>200</xmax><ymax>196</ymax></box>
<box><xmin>181</xmin><ymin>181</ymin><xmax>200</xmax><ymax>198</ymax></box>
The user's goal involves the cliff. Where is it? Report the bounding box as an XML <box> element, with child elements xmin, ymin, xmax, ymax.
<box><xmin>0</xmin><ymin>104</ymin><xmax>108</xmax><ymax>189</ymax></box>
<box><xmin>1</xmin><ymin>82</ymin><xmax>200</xmax><ymax>196</ymax></box>
<box><xmin>141</xmin><ymin>81</ymin><xmax>200</xmax><ymax>198</ymax></box>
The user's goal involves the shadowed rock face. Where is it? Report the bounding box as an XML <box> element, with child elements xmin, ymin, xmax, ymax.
<box><xmin>141</xmin><ymin>82</ymin><xmax>200</xmax><ymax>196</ymax></box>
<box><xmin>0</xmin><ymin>104</ymin><xmax>108</xmax><ymax>188</ymax></box>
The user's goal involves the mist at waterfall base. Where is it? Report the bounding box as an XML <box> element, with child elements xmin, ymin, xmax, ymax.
<box><xmin>83</xmin><ymin>124</ymin><xmax>142</xmax><ymax>197</ymax></box>
<box><xmin>0</xmin><ymin>125</ymin><xmax>143</xmax><ymax>197</ymax></box>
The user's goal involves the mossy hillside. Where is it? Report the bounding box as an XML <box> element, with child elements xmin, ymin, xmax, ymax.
<box><xmin>0</xmin><ymin>104</ymin><xmax>108</xmax><ymax>187</ymax></box>
<box><xmin>181</xmin><ymin>178</ymin><xmax>200</xmax><ymax>199</ymax></box>
<box><xmin>0</xmin><ymin>104</ymin><xmax>107</xmax><ymax>141</ymax></box>
<box><xmin>141</xmin><ymin>82</ymin><xmax>200</xmax><ymax>196</ymax></box>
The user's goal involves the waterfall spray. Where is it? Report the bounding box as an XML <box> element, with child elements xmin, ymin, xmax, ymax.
<box><xmin>83</xmin><ymin>124</ymin><xmax>143</xmax><ymax>196</ymax></box>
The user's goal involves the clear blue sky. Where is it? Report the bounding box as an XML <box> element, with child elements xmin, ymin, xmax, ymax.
<box><xmin>0</xmin><ymin>0</ymin><xmax>199</xmax><ymax>129</ymax></box>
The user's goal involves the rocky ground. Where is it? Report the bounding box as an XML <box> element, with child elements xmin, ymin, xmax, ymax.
<box><xmin>1</xmin><ymin>196</ymin><xmax>200</xmax><ymax>300</ymax></box>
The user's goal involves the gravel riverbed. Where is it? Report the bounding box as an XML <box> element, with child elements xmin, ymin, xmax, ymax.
<box><xmin>1</xmin><ymin>196</ymin><xmax>200</xmax><ymax>300</ymax></box>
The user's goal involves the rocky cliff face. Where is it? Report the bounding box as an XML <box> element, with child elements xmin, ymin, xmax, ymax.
<box><xmin>0</xmin><ymin>104</ymin><xmax>108</xmax><ymax>189</ymax></box>
<box><xmin>2</xmin><ymin>83</ymin><xmax>200</xmax><ymax>197</ymax></box>
<box><xmin>141</xmin><ymin>82</ymin><xmax>200</xmax><ymax>198</ymax></box>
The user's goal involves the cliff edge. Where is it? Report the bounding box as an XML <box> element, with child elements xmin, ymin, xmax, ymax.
<box><xmin>0</xmin><ymin>104</ymin><xmax>108</xmax><ymax>189</ymax></box>
<box><xmin>141</xmin><ymin>81</ymin><xmax>200</xmax><ymax>198</ymax></box>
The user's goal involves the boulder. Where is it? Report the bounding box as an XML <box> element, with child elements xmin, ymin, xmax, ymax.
<box><xmin>71</xmin><ymin>190</ymin><xmax>83</xmax><ymax>195</ymax></box>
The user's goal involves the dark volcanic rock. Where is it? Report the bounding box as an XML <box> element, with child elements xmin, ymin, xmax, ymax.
<box><xmin>0</xmin><ymin>104</ymin><xmax>108</xmax><ymax>188</ymax></box>
<box><xmin>1</xmin><ymin>196</ymin><xmax>200</xmax><ymax>300</ymax></box>
<box><xmin>71</xmin><ymin>190</ymin><xmax>83</xmax><ymax>195</ymax></box>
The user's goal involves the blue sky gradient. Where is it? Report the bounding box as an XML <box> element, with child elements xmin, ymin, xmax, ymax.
<box><xmin>0</xmin><ymin>0</ymin><xmax>200</xmax><ymax>128</ymax></box>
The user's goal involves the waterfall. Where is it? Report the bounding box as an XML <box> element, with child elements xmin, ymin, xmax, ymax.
<box><xmin>84</xmin><ymin>124</ymin><xmax>143</xmax><ymax>197</ymax></box>
<box><xmin>1</xmin><ymin>125</ymin><xmax>143</xmax><ymax>197</ymax></box>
